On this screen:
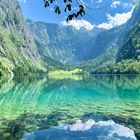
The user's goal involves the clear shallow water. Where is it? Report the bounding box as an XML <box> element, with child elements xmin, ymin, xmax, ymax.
<box><xmin>0</xmin><ymin>75</ymin><xmax>140</xmax><ymax>140</ymax></box>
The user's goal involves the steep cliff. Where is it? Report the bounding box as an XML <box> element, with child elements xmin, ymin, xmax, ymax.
<box><xmin>117</xmin><ymin>6</ymin><xmax>140</xmax><ymax>62</ymax></box>
<box><xmin>0</xmin><ymin>0</ymin><xmax>46</xmax><ymax>77</ymax></box>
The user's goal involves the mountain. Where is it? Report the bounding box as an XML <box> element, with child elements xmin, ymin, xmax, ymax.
<box><xmin>77</xmin><ymin>48</ymin><xmax>118</xmax><ymax>72</ymax></box>
<box><xmin>0</xmin><ymin>0</ymin><xmax>139</xmax><ymax>77</ymax></box>
<box><xmin>116</xmin><ymin>6</ymin><xmax>140</xmax><ymax>62</ymax></box>
<box><xmin>26</xmin><ymin>19</ymin><xmax>104</xmax><ymax>64</ymax></box>
<box><xmin>85</xmin><ymin>7</ymin><xmax>140</xmax><ymax>74</ymax></box>
<box><xmin>26</xmin><ymin>18</ymin><xmax>126</xmax><ymax>67</ymax></box>
<box><xmin>77</xmin><ymin>6</ymin><xmax>140</xmax><ymax>74</ymax></box>
<box><xmin>0</xmin><ymin>0</ymin><xmax>62</xmax><ymax>77</ymax></box>
<box><xmin>117</xmin><ymin>22</ymin><xmax>140</xmax><ymax>61</ymax></box>
<box><xmin>76</xmin><ymin>24</ymin><xmax>126</xmax><ymax>71</ymax></box>
<box><xmin>85</xmin><ymin>24</ymin><xmax>125</xmax><ymax>60</ymax></box>
<box><xmin>0</xmin><ymin>0</ymin><xmax>45</xmax><ymax>77</ymax></box>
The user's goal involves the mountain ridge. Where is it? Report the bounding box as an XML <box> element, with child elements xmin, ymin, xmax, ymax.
<box><xmin>26</xmin><ymin>19</ymin><xmax>121</xmax><ymax>65</ymax></box>
<box><xmin>0</xmin><ymin>0</ymin><xmax>140</xmax><ymax>77</ymax></box>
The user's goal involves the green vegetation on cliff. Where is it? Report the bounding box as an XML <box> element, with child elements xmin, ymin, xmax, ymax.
<box><xmin>89</xmin><ymin>60</ymin><xmax>140</xmax><ymax>74</ymax></box>
<box><xmin>117</xmin><ymin>22</ymin><xmax>140</xmax><ymax>62</ymax></box>
<box><xmin>0</xmin><ymin>0</ymin><xmax>63</xmax><ymax>78</ymax></box>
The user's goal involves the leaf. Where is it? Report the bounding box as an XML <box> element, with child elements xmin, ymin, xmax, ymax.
<box><xmin>44</xmin><ymin>1</ymin><xmax>50</xmax><ymax>8</ymax></box>
<box><xmin>64</xmin><ymin>4</ymin><xmax>72</xmax><ymax>12</ymax></box>
<box><xmin>55</xmin><ymin>6</ymin><xmax>61</xmax><ymax>14</ymax></box>
<box><xmin>50</xmin><ymin>0</ymin><xmax>55</xmax><ymax>3</ymax></box>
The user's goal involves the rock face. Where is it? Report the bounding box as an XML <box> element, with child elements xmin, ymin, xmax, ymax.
<box><xmin>89</xmin><ymin>25</ymin><xmax>125</xmax><ymax>59</ymax></box>
<box><xmin>26</xmin><ymin>19</ymin><xmax>126</xmax><ymax>65</ymax></box>
<box><xmin>26</xmin><ymin>6</ymin><xmax>140</xmax><ymax>67</ymax></box>
<box><xmin>117</xmin><ymin>23</ymin><xmax>140</xmax><ymax>61</ymax></box>
<box><xmin>26</xmin><ymin>19</ymin><xmax>104</xmax><ymax>64</ymax></box>
<box><xmin>117</xmin><ymin>7</ymin><xmax>140</xmax><ymax>62</ymax></box>
<box><xmin>0</xmin><ymin>0</ymin><xmax>46</xmax><ymax>76</ymax></box>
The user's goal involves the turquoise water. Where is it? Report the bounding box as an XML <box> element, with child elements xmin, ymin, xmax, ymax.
<box><xmin>0</xmin><ymin>75</ymin><xmax>140</xmax><ymax>139</ymax></box>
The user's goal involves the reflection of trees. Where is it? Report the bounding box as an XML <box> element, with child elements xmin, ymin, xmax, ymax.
<box><xmin>80</xmin><ymin>75</ymin><xmax>140</xmax><ymax>99</ymax></box>
<box><xmin>0</xmin><ymin>77</ymin><xmax>81</xmax><ymax>118</ymax></box>
<box><xmin>0</xmin><ymin>75</ymin><xmax>140</xmax><ymax>118</ymax></box>
<box><xmin>0</xmin><ymin>77</ymin><xmax>48</xmax><ymax>118</ymax></box>
<box><xmin>0</xmin><ymin>79</ymin><xmax>14</xmax><ymax>94</ymax></box>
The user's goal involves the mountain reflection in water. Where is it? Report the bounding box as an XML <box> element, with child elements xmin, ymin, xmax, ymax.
<box><xmin>0</xmin><ymin>75</ymin><xmax>140</xmax><ymax>140</ymax></box>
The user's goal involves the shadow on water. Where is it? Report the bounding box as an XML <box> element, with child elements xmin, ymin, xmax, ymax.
<box><xmin>0</xmin><ymin>75</ymin><xmax>140</xmax><ymax>139</ymax></box>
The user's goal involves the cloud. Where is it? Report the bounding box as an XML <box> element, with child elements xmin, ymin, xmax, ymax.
<box><xmin>61</xmin><ymin>19</ymin><xmax>94</xmax><ymax>30</ymax></box>
<box><xmin>91</xmin><ymin>0</ymin><xmax>103</xmax><ymax>4</ymax></box>
<box><xmin>106</xmin><ymin>11</ymin><xmax>132</xmax><ymax>26</ymax></box>
<box><xmin>96</xmin><ymin>9</ymin><xmax>133</xmax><ymax>29</ymax></box>
<box><xmin>111</xmin><ymin>1</ymin><xmax>121</xmax><ymax>8</ymax></box>
<box><xmin>111</xmin><ymin>0</ymin><xmax>130</xmax><ymax>8</ymax></box>
<box><xmin>97</xmin><ymin>22</ymin><xmax>113</xmax><ymax>29</ymax></box>
<box><xmin>61</xmin><ymin>7</ymin><xmax>133</xmax><ymax>30</ymax></box>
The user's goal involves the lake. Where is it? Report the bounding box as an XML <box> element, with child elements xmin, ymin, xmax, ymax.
<box><xmin>0</xmin><ymin>75</ymin><xmax>140</xmax><ymax>140</ymax></box>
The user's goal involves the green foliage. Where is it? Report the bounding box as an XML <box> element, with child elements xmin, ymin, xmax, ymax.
<box><xmin>77</xmin><ymin>48</ymin><xmax>118</xmax><ymax>71</ymax></box>
<box><xmin>0</xmin><ymin>0</ymin><xmax>50</xmax><ymax>78</ymax></box>
<box><xmin>90</xmin><ymin>60</ymin><xmax>140</xmax><ymax>74</ymax></box>
<box><xmin>117</xmin><ymin>22</ymin><xmax>140</xmax><ymax>62</ymax></box>
<box><xmin>48</xmin><ymin>68</ymin><xmax>83</xmax><ymax>75</ymax></box>
<box><xmin>0</xmin><ymin>58</ymin><xmax>14</xmax><ymax>77</ymax></box>
<box><xmin>0</xmin><ymin>28</ymin><xmax>46</xmax><ymax>77</ymax></box>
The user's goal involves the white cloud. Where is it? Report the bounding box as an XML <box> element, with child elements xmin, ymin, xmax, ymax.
<box><xmin>111</xmin><ymin>1</ymin><xmax>121</xmax><ymax>8</ymax></box>
<box><xmin>106</xmin><ymin>11</ymin><xmax>132</xmax><ymax>26</ymax></box>
<box><xmin>97</xmin><ymin>9</ymin><xmax>133</xmax><ymax>29</ymax></box>
<box><xmin>61</xmin><ymin>19</ymin><xmax>94</xmax><ymax>30</ymax></box>
<box><xmin>97</xmin><ymin>22</ymin><xmax>113</xmax><ymax>29</ymax></box>
<box><xmin>61</xmin><ymin>7</ymin><xmax>133</xmax><ymax>30</ymax></box>
<box><xmin>111</xmin><ymin>0</ymin><xmax>130</xmax><ymax>8</ymax></box>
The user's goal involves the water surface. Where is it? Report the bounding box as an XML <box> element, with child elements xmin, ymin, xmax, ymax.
<box><xmin>0</xmin><ymin>75</ymin><xmax>140</xmax><ymax>139</ymax></box>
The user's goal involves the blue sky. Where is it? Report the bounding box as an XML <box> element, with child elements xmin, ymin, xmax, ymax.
<box><xmin>18</xmin><ymin>0</ymin><xmax>134</xmax><ymax>30</ymax></box>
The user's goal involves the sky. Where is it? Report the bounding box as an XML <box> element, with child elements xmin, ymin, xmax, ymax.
<box><xmin>18</xmin><ymin>0</ymin><xmax>135</xmax><ymax>30</ymax></box>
